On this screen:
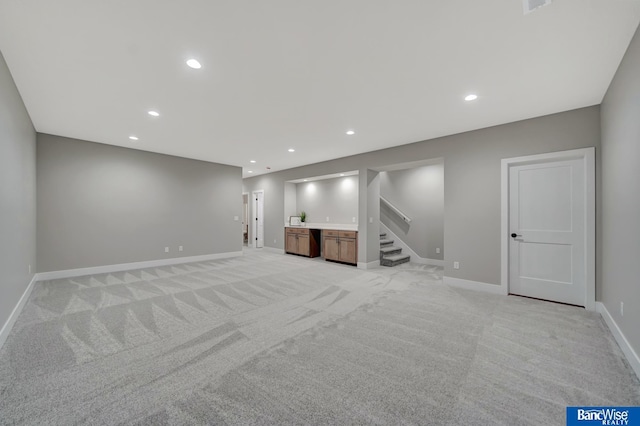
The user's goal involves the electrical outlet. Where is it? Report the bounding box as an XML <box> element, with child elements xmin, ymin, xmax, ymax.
<box><xmin>28</xmin><ymin>264</ymin><xmax>31</xmax><ymax>274</ymax></box>
<box><xmin>369</xmin><ymin>217</ymin><xmax>373</xmax><ymax>223</ymax></box>
<box><xmin>274</xmin><ymin>239</ymin><xmax>277</xmax><ymax>244</ymax></box>
<box><xmin>352</xmin><ymin>217</ymin><xmax>356</xmax><ymax>223</ymax></box>
<box><xmin>453</xmin><ymin>261</ymin><xmax>460</xmax><ymax>270</ymax></box>
<box><xmin>621</xmin><ymin>302</ymin><xmax>624</xmax><ymax>316</ymax></box>
<box><xmin>234</xmin><ymin>216</ymin><xmax>239</xmax><ymax>221</ymax></box>
<box><xmin>436</xmin><ymin>248</ymin><xmax>440</xmax><ymax>254</ymax></box>
<box><xmin>326</xmin><ymin>216</ymin><xmax>330</xmax><ymax>222</ymax></box>
<box><xmin>179</xmin><ymin>245</ymin><xmax>183</xmax><ymax>252</ymax></box>
<box><xmin>165</xmin><ymin>247</ymin><xmax>169</xmax><ymax>253</ymax></box>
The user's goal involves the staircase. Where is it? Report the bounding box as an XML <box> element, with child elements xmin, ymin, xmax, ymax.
<box><xmin>380</xmin><ymin>232</ymin><xmax>410</xmax><ymax>267</ymax></box>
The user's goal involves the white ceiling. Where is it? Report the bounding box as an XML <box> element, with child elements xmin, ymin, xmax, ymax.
<box><xmin>1</xmin><ymin>1</ymin><xmax>639</xmax><ymax>178</ymax></box>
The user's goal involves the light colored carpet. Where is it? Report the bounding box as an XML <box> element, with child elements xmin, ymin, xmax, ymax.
<box><xmin>0</xmin><ymin>250</ymin><xmax>638</xmax><ymax>425</ymax></box>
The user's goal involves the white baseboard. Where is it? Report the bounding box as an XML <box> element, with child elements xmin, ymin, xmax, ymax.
<box><xmin>358</xmin><ymin>260</ymin><xmax>381</xmax><ymax>269</ymax></box>
<box><xmin>0</xmin><ymin>274</ymin><xmax>38</xmax><ymax>350</ymax></box>
<box><xmin>444</xmin><ymin>276</ymin><xmax>507</xmax><ymax>295</ymax></box>
<box><xmin>262</xmin><ymin>247</ymin><xmax>285</xmax><ymax>255</ymax></box>
<box><xmin>36</xmin><ymin>251</ymin><xmax>244</xmax><ymax>281</ymax></box>
<box><xmin>596</xmin><ymin>302</ymin><xmax>640</xmax><ymax>380</ymax></box>
<box><xmin>379</xmin><ymin>223</ymin><xmax>444</xmax><ymax>266</ymax></box>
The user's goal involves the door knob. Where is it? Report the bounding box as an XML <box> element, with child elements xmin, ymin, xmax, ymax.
<box><xmin>511</xmin><ymin>233</ymin><xmax>522</xmax><ymax>238</ymax></box>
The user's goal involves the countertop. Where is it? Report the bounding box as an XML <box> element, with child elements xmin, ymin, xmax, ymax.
<box><xmin>284</xmin><ymin>223</ymin><xmax>358</xmax><ymax>231</ymax></box>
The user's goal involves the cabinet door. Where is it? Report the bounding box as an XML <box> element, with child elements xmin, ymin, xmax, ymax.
<box><xmin>297</xmin><ymin>234</ymin><xmax>310</xmax><ymax>256</ymax></box>
<box><xmin>324</xmin><ymin>237</ymin><xmax>340</xmax><ymax>261</ymax></box>
<box><xmin>339</xmin><ymin>238</ymin><xmax>357</xmax><ymax>264</ymax></box>
<box><xmin>286</xmin><ymin>233</ymin><xmax>298</xmax><ymax>254</ymax></box>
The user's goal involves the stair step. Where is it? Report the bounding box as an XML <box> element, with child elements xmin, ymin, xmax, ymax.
<box><xmin>380</xmin><ymin>238</ymin><xmax>394</xmax><ymax>247</ymax></box>
<box><xmin>382</xmin><ymin>253</ymin><xmax>410</xmax><ymax>261</ymax></box>
<box><xmin>380</xmin><ymin>246</ymin><xmax>402</xmax><ymax>255</ymax></box>
<box><xmin>381</xmin><ymin>253</ymin><xmax>411</xmax><ymax>267</ymax></box>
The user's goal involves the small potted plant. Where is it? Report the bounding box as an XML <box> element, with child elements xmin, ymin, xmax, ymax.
<box><xmin>299</xmin><ymin>211</ymin><xmax>306</xmax><ymax>225</ymax></box>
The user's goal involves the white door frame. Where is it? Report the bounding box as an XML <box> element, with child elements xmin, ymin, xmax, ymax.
<box><xmin>251</xmin><ymin>189</ymin><xmax>264</xmax><ymax>248</ymax></box>
<box><xmin>500</xmin><ymin>147</ymin><xmax>595</xmax><ymax>310</ymax></box>
<box><xmin>242</xmin><ymin>192</ymin><xmax>249</xmax><ymax>245</ymax></box>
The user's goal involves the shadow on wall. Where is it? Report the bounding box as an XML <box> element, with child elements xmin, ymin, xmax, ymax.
<box><xmin>381</xmin><ymin>202</ymin><xmax>410</xmax><ymax>234</ymax></box>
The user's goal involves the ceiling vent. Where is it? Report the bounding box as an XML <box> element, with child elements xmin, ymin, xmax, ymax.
<box><xmin>523</xmin><ymin>0</ymin><xmax>552</xmax><ymax>15</ymax></box>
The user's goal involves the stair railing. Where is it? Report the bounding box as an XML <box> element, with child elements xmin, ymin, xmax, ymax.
<box><xmin>380</xmin><ymin>196</ymin><xmax>412</xmax><ymax>224</ymax></box>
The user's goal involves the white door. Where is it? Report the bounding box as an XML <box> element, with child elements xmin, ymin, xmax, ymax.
<box><xmin>509</xmin><ymin>159</ymin><xmax>585</xmax><ymax>306</ymax></box>
<box><xmin>253</xmin><ymin>191</ymin><xmax>264</xmax><ymax>248</ymax></box>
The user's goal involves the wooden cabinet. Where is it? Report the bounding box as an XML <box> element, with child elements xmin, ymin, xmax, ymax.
<box><xmin>285</xmin><ymin>227</ymin><xmax>320</xmax><ymax>258</ymax></box>
<box><xmin>323</xmin><ymin>235</ymin><xmax>340</xmax><ymax>260</ymax></box>
<box><xmin>323</xmin><ymin>230</ymin><xmax>358</xmax><ymax>265</ymax></box>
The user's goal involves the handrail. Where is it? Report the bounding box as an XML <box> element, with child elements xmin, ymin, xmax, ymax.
<box><xmin>380</xmin><ymin>196</ymin><xmax>412</xmax><ymax>224</ymax></box>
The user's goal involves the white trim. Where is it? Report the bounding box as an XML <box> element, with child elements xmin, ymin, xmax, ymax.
<box><xmin>444</xmin><ymin>276</ymin><xmax>508</xmax><ymax>295</ymax></box>
<box><xmin>500</xmin><ymin>147</ymin><xmax>596</xmax><ymax>310</ymax></box>
<box><xmin>251</xmin><ymin>189</ymin><xmax>265</xmax><ymax>248</ymax></box>
<box><xmin>358</xmin><ymin>260</ymin><xmax>380</xmax><ymax>269</ymax></box>
<box><xmin>584</xmin><ymin>148</ymin><xmax>596</xmax><ymax>311</ymax></box>
<box><xmin>501</xmin><ymin>157</ymin><xmax>509</xmax><ymax>297</ymax></box>
<box><xmin>262</xmin><ymin>247</ymin><xmax>285</xmax><ymax>255</ymax></box>
<box><xmin>597</xmin><ymin>302</ymin><xmax>640</xmax><ymax>380</ymax></box>
<box><xmin>379</xmin><ymin>223</ymin><xmax>444</xmax><ymax>266</ymax></box>
<box><xmin>0</xmin><ymin>274</ymin><xmax>38</xmax><ymax>350</ymax></box>
<box><xmin>36</xmin><ymin>251</ymin><xmax>243</xmax><ymax>281</ymax></box>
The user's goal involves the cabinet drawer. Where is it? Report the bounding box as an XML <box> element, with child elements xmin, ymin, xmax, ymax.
<box><xmin>324</xmin><ymin>230</ymin><xmax>340</xmax><ymax>237</ymax></box>
<box><xmin>286</xmin><ymin>227</ymin><xmax>308</xmax><ymax>235</ymax></box>
<box><xmin>339</xmin><ymin>231</ymin><xmax>357</xmax><ymax>239</ymax></box>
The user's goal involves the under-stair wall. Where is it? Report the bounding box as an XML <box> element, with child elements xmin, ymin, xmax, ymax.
<box><xmin>380</xmin><ymin>222</ymin><xmax>444</xmax><ymax>266</ymax></box>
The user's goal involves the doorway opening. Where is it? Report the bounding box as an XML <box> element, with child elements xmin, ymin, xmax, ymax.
<box><xmin>242</xmin><ymin>193</ymin><xmax>249</xmax><ymax>246</ymax></box>
<box><xmin>373</xmin><ymin>158</ymin><xmax>445</xmax><ymax>267</ymax></box>
<box><xmin>252</xmin><ymin>190</ymin><xmax>264</xmax><ymax>248</ymax></box>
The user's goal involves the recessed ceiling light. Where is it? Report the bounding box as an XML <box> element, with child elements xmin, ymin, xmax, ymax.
<box><xmin>148</xmin><ymin>110</ymin><xmax>160</xmax><ymax>117</ymax></box>
<box><xmin>464</xmin><ymin>94</ymin><xmax>478</xmax><ymax>101</ymax></box>
<box><xmin>250</xmin><ymin>160</ymin><xmax>256</xmax><ymax>163</ymax></box>
<box><xmin>346</xmin><ymin>130</ymin><xmax>355</xmax><ymax>135</ymax></box>
<box><xmin>247</xmin><ymin>171</ymin><xmax>253</xmax><ymax>174</ymax></box>
<box><xmin>304</xmin><ymin>179</ymin><xmax>308</xmax><ymax>182</ymax></box>
<box><xmin>186</xmin><ymin>59</ymin><xmax>202</xmax><ymax>69</ymax></box>
<box><xmin>288</xmin><ymin>148</ymin><xmax>295</xmax><ymax>152</ymax></box>
<box><xmin>129</xmin><ymin>136</ymin><xmax>139</xmax><ymax>141</ymax></box>
<box><xmin>340</xmin><ymin>174</ymin><xmax>345</xmax><ymax>176</ymax></box>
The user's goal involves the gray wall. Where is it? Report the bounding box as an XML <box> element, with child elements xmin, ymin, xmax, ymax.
<box><xmin>600</xmin><ymin>25</ymin><xmax>640</xmax><ymax>360</ymax></box>
<box><xmin>284</xmin><ymin>182</ymin><xmax>297</xmax><ymax>224</ymax></box>
<box><xmin>0</xmin><ymin>51</ymin><xmax>37</xmax><ymax>331</ymax></box>
<box><xmin>364</xmin><ymin>170</ymin><xmax>381</xmax><ymax>265</ymax></box>
<box><xmin>380</xmin><ymin>164</ymin><xmax>444</xmax><ymax>260</ymax></box>
<box><xmin>37</xmin><ymin>134</ymin><xmax>242</xmax><ymax>272</ymax></box>
<box><xmin>296</xmin><ymin>176</ymin><xmax>358</xmax><ymax>224</ymax></box>
<box><xmin>244</xmin><ymin>106</ymin><xmax>600</xmax><ymax>282</ymax></box>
